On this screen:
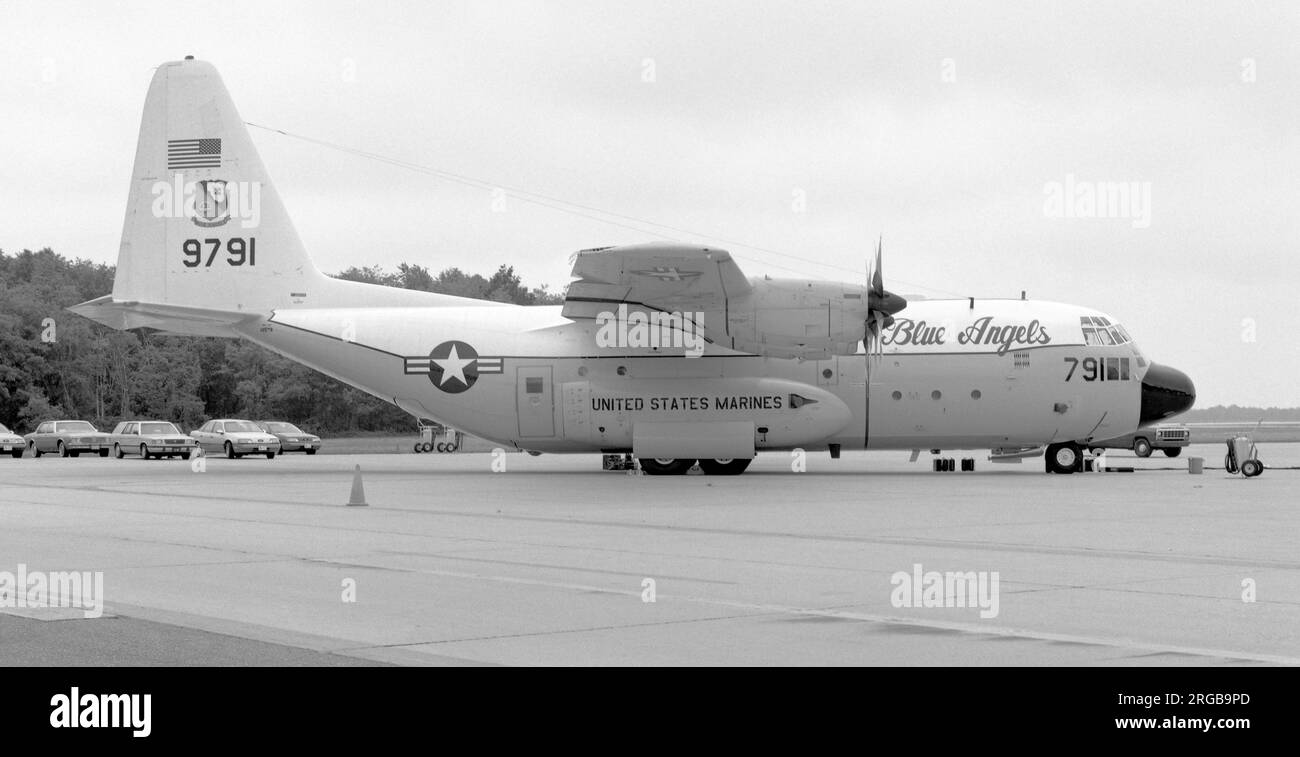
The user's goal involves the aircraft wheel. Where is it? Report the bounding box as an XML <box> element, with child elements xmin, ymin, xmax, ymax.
<box><xmin>1133</xmin><ymin>438</ymin><xmax>1152</xmax><ymax>458</ymax></box>
<box><xmin>639</xmin><ymin>458</ymin><xmax>696</xmax><ymax>476</ymax></box>
<box><xmin>1241</xmin><ymin>459</ymin><xmax>1263</xmax><ymax>478</ymax></box>
<box><xmin>421</xmin><ymin>442</ymin><xmax>434</xmax><ymax>453</ymax></box>
<box><xmin>1045</xmin><ymin>442</ymin><xmax>1080</xmax><ymax>474</ymax></box>
<box><xmin>1162</xmin><ymin>447</ymin><xmax>1182</xmax><ymax>458</ymax></box>
<box><xmin>698</xmin><ymin>458</ymin><xmax>752</xmax><ymax>475</ymax></box>
<box><xmin>436</xmin><ymin>442</ymin><xmax>448</xmax><ymax>453</ymax></box>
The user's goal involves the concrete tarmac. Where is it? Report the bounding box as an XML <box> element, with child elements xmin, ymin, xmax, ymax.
<box><xmin>1</xmin><ymin>444</ymin><xmax>1296</xmax><ymax>666</ymax></box>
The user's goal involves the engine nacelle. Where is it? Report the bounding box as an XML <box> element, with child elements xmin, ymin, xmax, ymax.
<box><xmin>722</xmin><ymin>277</ymin><xmax>870</xmax><ymax>360</ymax></box>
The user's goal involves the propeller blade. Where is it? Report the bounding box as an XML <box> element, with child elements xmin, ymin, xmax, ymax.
<box><xmin>863</xmin><ymin>234</ymin><xmax>905</xmax><ymax>361</ymax></box>
<box><xmin>871</xmin><ymin>237</ymin><xmax>884</xmax><ymax>297</ymax></box>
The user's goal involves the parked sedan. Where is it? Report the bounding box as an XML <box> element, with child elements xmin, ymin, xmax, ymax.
<box><xmin>24</xmin><ymin>420</ymin><xmax>111</xmax><ymax>458</ymax></box>
<box><xmin>0</xmin><ymin>423</ymin><xmax>24</xmax><ymax>458</ymax></box>
<box><xmin>256</xmin><ymin>421</ymin><xmax>322</xmax><ymax>455</ymax></box>
<box><xmin>110</xmin><ymin>420</ymin><xmax>199</xmax><ymax>460</ymax></box>
<box><xmin>190</xmin><ymin>419</ymin><xmax>281</xmax><ymax>459</ymax></box>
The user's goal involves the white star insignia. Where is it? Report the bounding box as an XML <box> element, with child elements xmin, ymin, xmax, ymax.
<box><xmin>431</xmin><ymin>344</ymin><xmax>475</xmax><ymax>387</ymax></box>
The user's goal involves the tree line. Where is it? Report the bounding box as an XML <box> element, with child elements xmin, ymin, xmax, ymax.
<box><xmin>0</xmin><ymin>248</ymin><xmax>560</xmax><ymax>435</ymax></box>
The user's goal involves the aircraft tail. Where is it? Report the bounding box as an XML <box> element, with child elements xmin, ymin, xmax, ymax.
<box><xmin>74</xmin><ymin>57</ymin><xmax>488</xmax><ymax>335</ymax></box>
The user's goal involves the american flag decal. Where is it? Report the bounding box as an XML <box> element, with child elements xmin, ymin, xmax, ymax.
<box><xmin>167</xmin><ymin>138</ymin><xmax>222</xmax><ymax>170</ymax></box>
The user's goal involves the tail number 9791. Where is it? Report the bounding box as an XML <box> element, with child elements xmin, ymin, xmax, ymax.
<box><xmin>182</xmin><ymin>237</ymin><xmax>256</xmax><ymax>268</ymax></box>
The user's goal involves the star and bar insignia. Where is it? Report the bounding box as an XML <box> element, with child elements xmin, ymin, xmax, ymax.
<box><xmin>403</xmin><ymin>340</ymin><xmax>504</xmax><ymax>393</ymax></box>
<box><xmin>630</xmin><ymin>266</ymin><xmax>703</xmax><ymax>282</ymax></box>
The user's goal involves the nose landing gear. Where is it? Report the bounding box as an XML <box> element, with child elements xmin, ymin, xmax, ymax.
<box><xmin>1044</xmin><ymin>442</ymin><xmax>1082</xmax><ymax>474</ymax></box>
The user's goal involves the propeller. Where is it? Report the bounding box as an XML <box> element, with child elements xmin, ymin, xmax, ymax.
<box><xmin>864</xmin><ymin>237</ymin><xmax>907</xmax><ymax>360</ymax></box>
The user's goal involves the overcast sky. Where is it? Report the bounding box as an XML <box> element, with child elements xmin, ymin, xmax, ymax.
<box><xmin>2</xmin><ymin>0</ymin><xmax>1297</xmax><ymax>406</ymax></box>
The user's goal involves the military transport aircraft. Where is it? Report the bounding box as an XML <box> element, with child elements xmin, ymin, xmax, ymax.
<box><xmin>72</xmin><ymin>58</ymin><xmax>1195</xmax><ymax>475</ymax></box>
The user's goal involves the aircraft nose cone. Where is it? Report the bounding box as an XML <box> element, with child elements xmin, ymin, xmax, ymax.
<box><xmin>1140</xmin><ymin>362</ymin><xmax>1195</xmax><ymax>423</ymax></box>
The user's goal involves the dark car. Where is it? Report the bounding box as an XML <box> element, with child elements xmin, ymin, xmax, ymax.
<box><xmin>110</xmin><ymin>420</ymin><xmax>199</xmax><ymax>460</ymax></box>
<box><xmin>255</xmin><ymin>421</ymin><xmax>321</xmax><ymax>454</ymax></box>
<box><xmin>24</xmin><ymin>420</ymin><xmax>111</xmax><ymax>458</ymax></box>
<box><xmin>0</xmin><ymin>423</ymin><xmax>24</xmax><ymax>458</ymax></box>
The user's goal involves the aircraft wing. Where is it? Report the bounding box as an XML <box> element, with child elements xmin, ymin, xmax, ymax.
<box><xmin>561</xmin><ymin>243</ymin><xmax>752</xmax><ymax>321</ymax></box>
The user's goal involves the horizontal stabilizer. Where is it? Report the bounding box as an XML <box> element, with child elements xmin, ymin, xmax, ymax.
<box><xmin>68</xmin><ymin>295</ymin><xmax>256</xmax><ymax>336</ymax></box>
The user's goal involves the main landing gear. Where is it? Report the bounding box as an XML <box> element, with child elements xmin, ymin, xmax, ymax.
<box><xmin>634</xmin><ymin>457</ymin><xmax>754</xmax><ymax>476</ymax></box>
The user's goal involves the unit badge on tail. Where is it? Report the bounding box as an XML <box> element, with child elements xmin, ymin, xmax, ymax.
<box><xmin>403</xmin><ymin>341</ymin><xmax>504</xmax><ymax>393</ymax></box>
<box><xmin>192</xmin><ymin>180</ymin><xmax>230</xmax><ymax>228</ymax></box>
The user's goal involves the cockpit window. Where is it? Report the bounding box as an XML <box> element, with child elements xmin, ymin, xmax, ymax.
<box><xmin>1081</xmin><ymin>317</ymin><xmax>1132</xmax><ymax>346</ymax></box>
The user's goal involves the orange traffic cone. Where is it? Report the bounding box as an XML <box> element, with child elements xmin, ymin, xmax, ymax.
<box><xmin>347</xmin><ymin>464</ymin><xmax>368</xmax><ymax>506</ymax></box>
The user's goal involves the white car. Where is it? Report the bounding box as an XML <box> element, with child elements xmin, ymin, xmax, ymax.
<box><xmin>190</xmin><ymin>419</ymin><xmax>282</xmax><ymax>459</ymax></box>
<box><xmin>110</xmin><ymin>420</ymin><xmax>199</xmax><ymax>460</ymax></box>
<box><xmin>0</xmin><ymin>423</ymin><xmax>24</xmax><ymax>458</ymax></box>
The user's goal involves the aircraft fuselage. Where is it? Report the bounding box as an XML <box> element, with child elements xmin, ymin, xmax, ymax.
<box><xmin>249</xmin><ymin>295</ymin><xmax>1161</xmax><ymax>456</ymax></box>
